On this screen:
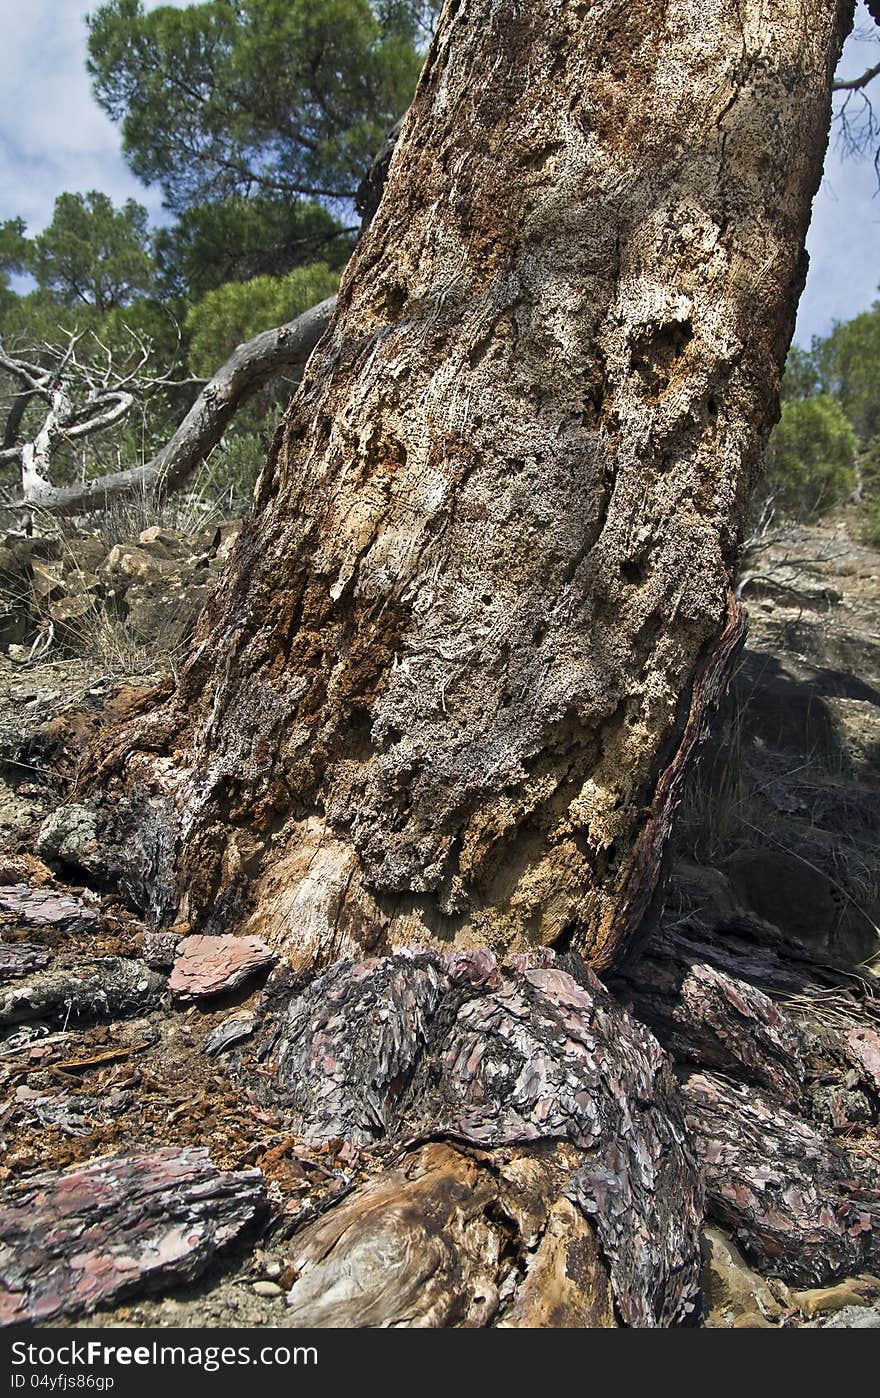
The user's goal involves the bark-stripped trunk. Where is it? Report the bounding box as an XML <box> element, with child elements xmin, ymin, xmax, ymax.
<box><xmin>20</xmin><ymin>386</ymin><xmax>75</xmax><ymax>503</ymax></box>
<box><xmin>105</xmin><ymin>0</ymin><xmax>852</xmax><ymax>971</ymax></box>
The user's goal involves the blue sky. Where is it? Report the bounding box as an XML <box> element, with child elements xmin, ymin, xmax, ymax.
<box><xmin>0</xmin><ymin>0</ymin><xmax>877</xmax><ymax>345</ymax></box>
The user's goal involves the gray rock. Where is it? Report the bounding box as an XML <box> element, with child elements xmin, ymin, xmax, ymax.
<box><xmin>35</xmin><ymin>804</ymin><xmax>104</xmax><ymax>877</ymax></box>
<box><xmin>823</xmin><ymin>1306</ymin><xmax>880</xmax><ymax>1328</ymax></box>
<box><xmin>139</xmin><ymin>928</ymin><xmax>181</xmax><ymax>969</ymax></box>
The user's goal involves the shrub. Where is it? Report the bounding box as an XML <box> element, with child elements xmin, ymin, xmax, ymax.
<box><xmin>758</xmin><ymin>394</ymin><xmax>857</xmax><ymax>522</ymax></box>
<box><xmin>186</xmin><ymin>263</ymin><xmax>339</xmax><ymax>377</ymax></box>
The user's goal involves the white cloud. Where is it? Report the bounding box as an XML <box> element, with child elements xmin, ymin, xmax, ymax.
<box><xmin>0</xmin><ymin>0</ymin><xmax>193</xmax><ymax>234</ymax></box>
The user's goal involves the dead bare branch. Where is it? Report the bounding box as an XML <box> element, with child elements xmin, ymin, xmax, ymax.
<box><xmin>18</xmin><ymin>294</ymin><xmax>336</xmax><ymax>514</ymax></box>
<box><xmin>833</xmin><ymin>58</ymin><xmax>880</xmax><ymax>90</ymax></box>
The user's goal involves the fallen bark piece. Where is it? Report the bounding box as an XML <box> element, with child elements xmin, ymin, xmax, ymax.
<box><xmin>0</xmin><ymin>1147</ymin><xmax>266</xmax><ymax>1324</ymax></box>
<box><xmin>682</xmin><ymin>1071</ymin><xmax>880</xmax><ymax>1285</ymax></box>
<box><xmin>264</xmin><ymin>948</ymin><xmax>703</xmax><ymax>1327</ymax></box>
<box><xmin>13</xmin><ymin>1089</ymin><xmax>102</xmax><ymax>1138</ymax></box>
<box><xmin>846</xmin><ymin>1026</ymin><xmax>880</xmax><ymax>1095</ymax></box>
<box><xmin>0</xmin><ymin>943</ymin><xmax>50</xmax><ymax>981</ymax></box>
<box><xmin>613</xmin><ymin>947</ymin><xmax>805</xmax><ymax>1104</ymax></box>
<box><xmin>203</xmin><ymin>1012</ymin><xmax>257</xmax><ymax>1056</ymax></box>
<box><xmin>0</xmin><ymin>958</ymin><xmax>164</xmax><ymax>1027</ymax></box>
<box><xmin>168</xmin><ymin>935</ymin><xmax>276</xmax><ymax>1000</ymax></box>
<box><xmin>0</xmin><ymin>885</ymin><xmax>98</xmax><ymax>930</ymax></box>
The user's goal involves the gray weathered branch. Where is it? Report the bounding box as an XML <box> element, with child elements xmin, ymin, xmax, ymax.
<box><xmin>19</xmin><ymin>296</ymin><xmax>336</xmax><ymax>515</ymax></box>
<box><xmin>833</xmin><ymin>59</ymin><xmax>880</xmax><ymax>91</ymax></box>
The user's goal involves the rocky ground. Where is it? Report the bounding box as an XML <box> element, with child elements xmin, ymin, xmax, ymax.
<box><xmin>0</xmin><ymin>509</ymin><xmax>878</xmax><ymax>1328</ymax></box>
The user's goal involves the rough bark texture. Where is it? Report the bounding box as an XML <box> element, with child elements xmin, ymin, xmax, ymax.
<box><xmin>99</xmin><ymin>0</ymin><xmax>852</xmax><ymax>973</ymax></box>
<box><xmin>253</xmin><ymin>947</ymin><xmax>703</xmax><ymax>1327</ymax></box>
<box><xmin>0</xmin><ymin>958</ymin><xmax>164</xmax><ymax>1028</ymax></box>
<box><xmin>6</xmin><ymin>0</ymin><xmax>868</xmax><ymax>1333</ymax></box>
<box><xmin>0</xmin><ymin>943</ymin><xmax>50</xmax><ymax>981</ymax></box>
<box><xmin>3</xmin><ymin>868</ymin><xmax>879</xmax><ymax>1324</ymax></box>
<box><xmin>682</xmin><ymin>1072</ymin><xmax>880</xmax><ymax>1285</ymax></box>
<box><xmin>0</xmin><ymin>1148</ymin><xmax>266</xmax><ymax>1324</ymax></box>
<box><xmin>612</xmin><ymin>928</ymin><xmax>807</xmax><ymax>1104</ymax></box>
<box><xmin>612</xmin><ymin>915</ymin><xmax>880</xmax><ymax>1287</ymax></box>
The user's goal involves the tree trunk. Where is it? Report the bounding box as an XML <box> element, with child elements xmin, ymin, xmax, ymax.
<box><xmin>102</xmin><ymin>0</ymin><xmax>852</xmax><ymax>975</ymax></box>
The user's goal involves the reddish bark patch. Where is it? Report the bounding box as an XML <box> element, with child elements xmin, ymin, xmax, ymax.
<box><xmin>168</xmin><ymin>935</ymin><xmax>276</xmax><ymax>1000</ymax></box>
<box><xmin>0</xmin><ymin>1147</ymin><xmax>265</xmax><ymax>1324</ymax></box>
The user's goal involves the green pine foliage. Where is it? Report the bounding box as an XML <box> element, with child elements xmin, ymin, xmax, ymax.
<box><xmin>155</xmin><ymin>197</ymin><xmax>355</xmax><ymax>300</ymax></box>
<box><xmin>27</xmin><ymin>191</ymin><xmax>155</xmax><ymax>311</ymax></box>
<box><xmin>86</xmin><ymin>0</ymin><xmax>427</xmax><ymax>212</ymax></box>
<box><xmin>760</xmin><ymin>395</ymin><xmax>857</xmax><ymax>520</ymax></box>
<box><xmin>811</xmin><ymin>304</ymin><xmax>880</xmax><ymax>444</ymax></box>
<box><xmin>185</xmin><ymin>262</ymin><xmax>341</xmax><ymax>376</ymax></box>
<box><xmin>763</xmin><ymin>299</ymin><xmax>880</xmax><ymax>538</ymax></box>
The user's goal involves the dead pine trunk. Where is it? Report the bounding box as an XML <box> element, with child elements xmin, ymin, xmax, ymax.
<box><xmin>111</xmin><ymin>0</ymin><xmax>852</xmax><ymax>968</ymax></box>
<box><xmin>72</xmin><ymin>0</ymin><xmax>861</xmax><ymax>1327</ymax></box>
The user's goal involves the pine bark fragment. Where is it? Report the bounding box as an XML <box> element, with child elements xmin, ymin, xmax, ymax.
<box><xmin>0</xmin><ymin>1148</ymin><xmax>266</xmax><ymax>1325</ymax></box>
<box><xmin>612</xmin><ymin>931</ymin><xmax>806</xmax><ymax>1103</ymax></box>
<box><xmin>682</xmin><ymin>1071</ymin><xmax>880</xmax><ymax>1286</ymax></box>
<box><xmin>0</xmin><ymin>885</ymin><xmax>98</xmax><ymax>931</ymax></box>
<box><xmin>0</xmin><ymin>944</ymin><xmax>50</xmax><ymax>981</ymax></box>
